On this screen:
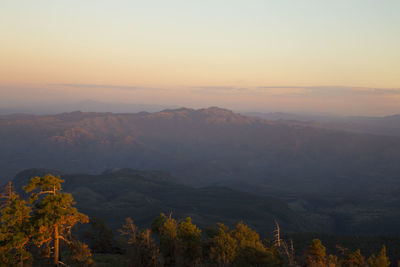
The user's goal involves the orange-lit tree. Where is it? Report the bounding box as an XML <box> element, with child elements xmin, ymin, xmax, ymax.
<box><xmin>24</xmin><ymin>174</ymin><xmax>88</xmax><ymax>266</ymax></box>
<box><xmin>0</xmin><ymin>191</ymin><xmax>32</xmax><ymax>266</ymax></box>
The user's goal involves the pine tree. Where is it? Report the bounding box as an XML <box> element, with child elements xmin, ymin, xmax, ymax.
<box><xmin>151</xmin><ymin>212</ymin><xmax>168</xmax><ymax>235</ymax></box>
<box><xmin>24</xmin><ymin>174</ymin><xmax>89</xmax><ymax>266</ymax></box>
<box><xmin>231</xmin><ymin>222</ymin><xmax>280</xmax><ymax>267</ymax></box>
<box><xmin>85</xmin><ymin>216</ymin><xmax>116</xmax><ymax>253</ymax></box>
<box><xmin>327</xmin><ymin>254</ymin><xmax>339</xmax><ymax>267</ymax></box>
<box><xmin>0</xmin><ymin>181</ymin><xmax>15</xmax><ymax>208</ymax></box>
<box><xmin>367</xmin><ymin>245</ymin><xmax>390</xmax><ymax>267</ymax></box>
<box><xmin>177</xmin><ymin>217</ymin><xmax>202</xmax><ymax>266</ymax></box>
<box><xmin>0</xmin><ymin>192</ymin><xmax>32</xmax><ymax>266</ymax></box>
<box><xmin>158</xmin><ymin>215</ymin><xmax>178</xmax><ymax>267</ymax></box>
<box><xmin>63</xmin><ymin>240</ymin><xmax>93</xmax><ymax>267</ymax></box>
<box><xmin>230</xmin><ymin>222</ymin><xmax>265</xmax><ymax>251</ymax></box>
<box><xmin>209</xmin><ymin>223</ymin><xmax>238</xmax><ymax>266</ymax></box>
<box><xmin>305</xmin><ymin>239</ymin><xmax>326</xmax><ymax>267</ymax></box>
<box><xmin>340</xmin><ymin>249</ymin><xmax>365</xmax><ymax>267</ymax></box>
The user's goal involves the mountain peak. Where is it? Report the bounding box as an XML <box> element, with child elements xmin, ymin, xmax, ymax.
<box><xmin>199</xmin><ymin>106</ymin><xmax>234</xmax><ymax>114</ymax></box>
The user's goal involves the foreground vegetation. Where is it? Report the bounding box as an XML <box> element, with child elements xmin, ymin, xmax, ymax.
<box><xmin>0</xmin><ymin>175</ymin><xmax>397</xmax><ymax>266</ymax></box>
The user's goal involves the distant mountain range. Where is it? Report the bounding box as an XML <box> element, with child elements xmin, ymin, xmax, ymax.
<box><xmin>1</xmin><ymin>107</ymin><xmax>400</xmax><ymax>192</ymax></box>
<box><xmin>1</xmin><ymin>107</ymin><xmax>400</xmax><ymax>235</ymax></box>
<box><xmin>0</xmin><ymin>100</ymin><xmax>177</xmax><ymax>115</ymax></box>
<box><xmin>245</xmin><ymin>111</ymin><xmax>400</xmax><ymax>137</ymax></box>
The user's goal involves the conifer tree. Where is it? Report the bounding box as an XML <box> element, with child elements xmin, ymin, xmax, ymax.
<box><xmin>0</xmin><ymin>181</ymin><xmax>15</xmax><ymax>208</ymax></box>
<box><xmin>367</xmin><ymin>245</ymin><xmax>390</xmax><ymax>267</ymax></box>
<box><xmin>85</xmin><ymin>216</ymin><xmax>116</xmax><ymax>253</ymax></box>
<box><xmin>230</xmin><ymin>222</ymin><xmax>265</xmax><ymax>251</ymax></box>
<box><xmin>177</xmin><ymin>217</ymin><xmax>202</xmax><ymax>266</ymax></box>
<box><xmin>231</xmin><ymin>222</ymin><xmax>280</xmax><ymax>266</ymax></box>
<box><xmin>24</xmin><ymin>174</ymin><xmax>89</xmax><ymax>266</ymax></box>
<box><xmin>305</xmin><ymin>239</ymin><xmax>326</xmax><ymax>267</ymax></box>
<box><xmin>158</xmin><ymin>215</ymin><xmax>178</xmax><ymax>266</ymax></box>
<box><xmin>327</xmin><ymin>254</ymin><xmax>339</xmax><ymax>267</ymax></box>
<box><xmin>151</xmin><ymin>213</ymin><xmax>183</xmax><ymax>266</ymax></box>
<box><xmin>209</xmin><ymin>223</ymin><xmax>238</xmax><ymax>266</ymax></box>
<box><xmin>151</xmin><ymin>213</ymin><xmax>168</xmax><ymax>235</ymax></box>
<box><xmin>340</xmin><ymin>249</ymin><xmax>365</xmax><ymax>267</ymax></box>
<box><xmin>0</xmin><ymin>192</ymin><xmax>32</xmax><ymax>266</ymax></box>
<box><xmin>63</xmin><ymin>240</ymin><xmax>93</xmax><ymax>267</ymax></box>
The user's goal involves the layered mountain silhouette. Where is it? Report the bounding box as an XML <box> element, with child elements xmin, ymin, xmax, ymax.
<box><xmin>1</xmin><ymin>107</ymin><xmax>400</xmax><ymax>194</ymax></box>
<box><xmin>2</xmin><ymin>107</ymin><xmax>400</xmax><ymax>234</ymax></box>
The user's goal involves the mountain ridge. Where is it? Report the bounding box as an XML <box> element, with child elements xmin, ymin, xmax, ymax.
<box><xmin>10</xmin><ymin>168</ymin><xmax>312</xmax><ymax>235</ymax></box>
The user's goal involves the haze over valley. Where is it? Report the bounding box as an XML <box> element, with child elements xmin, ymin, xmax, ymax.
<box><xmin>1</xmin><ymin>107</ymin><xmax>400</xmax><ymax>237</ymax></box>
<box><xmin>1</xmin><ymin>1</ymin><xmax>400</xmax><ymax>265</ymax></box>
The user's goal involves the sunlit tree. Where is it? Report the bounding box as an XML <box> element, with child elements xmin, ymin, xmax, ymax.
<box><xmin>0</xmin><ymin>192</ymin><xmax>32</xmax><ymax>266</ymax></box>
<box><xmin>24</xmin><ymin>174</ymin><xmax>89</xmax><ymax>265</ymax></box>
<box><xmin>367</xmin><ymin>245</ymin><xmax>390</xmax><ymax>267</ymax></box>
<box><xmin>340</xmin><ymin>249</ymin><xmax>365</xmax><ymax>267</ymax></box>
<box><xmin>305</xmin><ymin>239</ymin><xmax>326</xmax><ymax>267</ymax></box>
<box><xmin>209</xmin><ymin>223</ymin><xmax>238</xmax><ymax>266</ymax></box>
<box><xmin>177</xmin><ymin>217</ymin><xmax>202</xmax><ymax>266</ymax></box>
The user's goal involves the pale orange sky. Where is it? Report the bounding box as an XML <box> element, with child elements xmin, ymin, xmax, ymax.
<box><xmin>1</xmin><ymin>1</ymin><xmax>399</xmax><ymax>115</ymax></box>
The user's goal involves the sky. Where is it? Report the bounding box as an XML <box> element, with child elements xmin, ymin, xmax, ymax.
<box><xmin>1</xmin><ymin>0</ymin><xmax>399</xmax><ymax>115</ymax></box>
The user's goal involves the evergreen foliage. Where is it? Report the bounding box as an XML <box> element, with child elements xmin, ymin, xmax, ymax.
<box><xmin>177</xmin><ymin>217</ymin><xmax>202</xmax><ymax>266</ymax></box>
<box><xmin>0</xmin><ymin>174</ymin><xmax>398</xmax><ymax>266</ymax></box>
<box><xmin>366</xmin><ymin>245</ymin><xmax>390</xmax><ymax>267</ymax></box>
<box><xmin>24</xmin><ymin>174</ymin><xmax>89</xmax><ymax>265</ymax></box>
<box><xmin>85</xmin><ymin>216</ymin><xmax>117</xmax><ymax>254</ymax></box>
<box><xmin>120</xmin><ymin>218</ymin><xmax>160</xmax><ymax>267</ymax></box>
<box><xmin>0</xmin><ymin>193</ymin><xmax>32</xmax><ymax>266</ymax></box>
<box><xmin>305</xmin><ymin>239</ymin><xmax>327</xmax><ymax>267</ymax></box>
<box><xmin>340</xmin><ymin>248</ymin><xmax>365</xmax><ymax>267</ymax></box>
<box><xmin>209</xmin><ymin>223</ymin><xmax>238</xmax><ymax>266</ymax></box>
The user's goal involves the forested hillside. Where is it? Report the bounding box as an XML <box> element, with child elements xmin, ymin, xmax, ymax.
<box><xmin>11</xmin><ymin>168</ymin><xmax>311</xmax><ymax>234</ymax></box>
<box><xmin>1</xmin><ymin>173</ymin><xmax>399</xmax><ymax>266</ymax></box>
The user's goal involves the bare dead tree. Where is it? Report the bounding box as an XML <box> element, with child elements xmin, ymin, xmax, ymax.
<box><xmin>273</xmin><ymin>220</ymin><xmax>297</xmax><ymax>266</ymax></box>
<box><xmin>273</xmin><ymin>219</ymin><xmax>281</xmax><ymax>247</ymax></box>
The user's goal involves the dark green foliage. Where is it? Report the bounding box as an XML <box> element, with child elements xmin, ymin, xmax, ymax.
<box><xmin>0</xmin><ymin>193</ymin><xmax>32</xmax><ymax>266</ymax></box>
<box><xmin>158</xmin><ymin>215</ymin><xmax>178</xmax><ymax>266</ymax></box>
<box><xmin>13</xmin><ymin>168</ymin><xmax>309</xmax><ymax>236</ymax></box>
<box><xmin>286</xmin><ymin>232</ymin><xmax>400</xmax><ymax>265</ymax></box>
<box><xmin>233</xmin><ymin>246</ymin><xmax>281</xmax><ymax>267</ymax></box>
<box><xmin>151</xmin><ymin>213</ymin><xmax>168</xmax><ymax>235</ymax></box>
<box><xmin>120</xmin><ymin>218</ymin><xmax>160</xmax><ymax>267</ymax></box>
<box><xmin>1</xmin><ymin>174</ymin><xmax>399</xmax><ymax>267</ymax></box>
<box><xmin>85</xmin><ymin>217</ymin><xmax>118</xmax><ymax>254</ymax></box>
<box><xmin>63</xmin><ymin>240</ymin><xmax>93</xmax><ymax>266</ymax></box>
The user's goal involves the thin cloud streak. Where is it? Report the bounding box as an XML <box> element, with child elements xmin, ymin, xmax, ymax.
<box><xmin>49</xmin><ymin>83</ymin><xmax>161</xmax><ymax>91</ymax></box>
<box><xmin>191</xmin><ymin>86</ymin><xmax>247</xmax><ymax>95</ymax></box>
<box><xmin>257</xmin><ymin>86</ymin><xmax>400</xmax><ymax>96</ymax></box>
<box><xmin>191</xmin><ymin>85</ymin><xmax>400</xmax><ymax>98</ymax></box>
